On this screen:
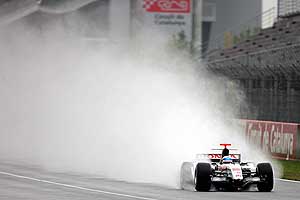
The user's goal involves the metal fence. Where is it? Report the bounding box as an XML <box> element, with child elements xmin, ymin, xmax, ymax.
<box><xmin>206</xmin><ymin>43</ymin><xmax>300</xmax><ymax>123</ymax></box>
<box><xmin>197</xmin><ymin>2</ymin><xmax>300</xmax><ymax>123</ymax></box>
<box><xmin>206</xmin><ymin>42</ymin><xmax>300</xmax><ymax>78</ymax></box>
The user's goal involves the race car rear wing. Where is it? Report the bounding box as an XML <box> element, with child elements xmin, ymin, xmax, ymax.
<box><xmin>196</xmin><ymin>153</ymin><xmax>241</xmax><ymax>163</ymax></box>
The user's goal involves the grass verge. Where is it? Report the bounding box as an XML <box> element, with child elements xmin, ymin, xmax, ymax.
<box><xmin>277</xmin><ymin>160</ymin><xmax>300</xmax><ymax>181</ymax></box>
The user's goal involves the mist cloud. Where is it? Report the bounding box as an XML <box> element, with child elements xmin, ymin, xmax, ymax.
<box><xmin>0</xmin><ymin>13</ymin><xmax>279</xmax><ymax>187</ymax></box>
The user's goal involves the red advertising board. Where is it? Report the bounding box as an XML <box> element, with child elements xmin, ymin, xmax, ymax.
<box><xmin>143</xmin><ymin>0</ymin><xmax>191</xmax><ymax>13</ymax></box>
<box><xmin>244</xmin><ymin>120</ymin><xmax>298</xmax><ymax>159</ymax></box>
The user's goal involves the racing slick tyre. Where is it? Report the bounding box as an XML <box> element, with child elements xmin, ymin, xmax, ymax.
<box><xmin>256</xmin><ymin>163</ymin><xmax>274</xmax><ymax>192</ymax></box>
<box><xmin>195</xmin><ymin>163</ymin><xmax>212</xmax><ymax>191</ymax></box>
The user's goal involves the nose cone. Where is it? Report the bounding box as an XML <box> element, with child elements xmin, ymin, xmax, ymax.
<box><xmin>218</xmin><ymin>165</ymin><xmax>228</xmax><ymax>171</ymax></box>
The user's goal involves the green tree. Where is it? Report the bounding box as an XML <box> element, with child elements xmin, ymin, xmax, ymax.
<box><xmin>233</xmin><ymin>35</ymin><xmax>240</xmax><ymax>45</ymax></box>
<box><xmin>240</xmin><ymin>31</ymin><xmax>246</xmax><ymax>42</ymax></box>
<box><xmin>168</xmin><ymin>30</ymin><xmax>190</xmax><ymax>54</ymax></box>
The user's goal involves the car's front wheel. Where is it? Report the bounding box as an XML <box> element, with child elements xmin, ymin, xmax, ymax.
<box><xmin>195</xmin><ymin>163</ymin><xmax>212</xmax><ymax>191</ymax></box>
<box><xmin>257</xmin><ymin>163</ymin><xmax>274</xmax><ymax>192</ymax></box>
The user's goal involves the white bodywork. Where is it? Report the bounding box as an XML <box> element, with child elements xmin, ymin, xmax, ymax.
<box><xmin>180</xmin><ymin>151</ymin><xmax>259</xmax><ymax>191</ymax></box>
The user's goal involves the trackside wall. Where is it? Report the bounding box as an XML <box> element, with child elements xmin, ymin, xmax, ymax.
<box><xmin>242</xmin><ymin>120</ymin><xmax>300</xmax><ymax>160</ymax></box>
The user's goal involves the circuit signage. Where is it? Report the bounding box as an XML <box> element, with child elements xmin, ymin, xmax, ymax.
<box><xmin>244</xmin><ymin>120</ymin><xmax>299</xmax><ymax>160</ymax></box>
<box><xmin>143</xmin><ymin>0</ymin><xmax>191</xmax><ymax>13</ymax></box>
<box><xmin>141</xmin><ymin>0</ymin><xmax>193</xmax><ymax>42</ymax></box>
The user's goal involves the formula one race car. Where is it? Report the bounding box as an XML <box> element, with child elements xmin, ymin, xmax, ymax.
<box><xmin>180</xmin><ymin>144</ymin><xmax>274</xmax><ymax>192</ymax></box>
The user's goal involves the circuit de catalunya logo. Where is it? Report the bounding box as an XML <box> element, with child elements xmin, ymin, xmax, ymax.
<box><xmin>143</xmin><ymin>0</ymin><xmax>191</xmax><ymax>13</ymax></box>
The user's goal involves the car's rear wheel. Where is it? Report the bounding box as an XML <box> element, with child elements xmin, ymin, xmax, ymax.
<box><xmin>256</xmin><ymin>163</ymin><xmax>274</xmax><ymax>192</ymax></box>
<box><xmin>195</xmin><ymin>163</ymin><xmax>212</xmax><ymax>191</ymax></box>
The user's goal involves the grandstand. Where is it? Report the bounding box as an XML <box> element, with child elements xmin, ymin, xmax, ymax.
<box><xmin>203</xmin><ymin>2</ymin><xmax>300</xmax><ymax>123</ymax></box>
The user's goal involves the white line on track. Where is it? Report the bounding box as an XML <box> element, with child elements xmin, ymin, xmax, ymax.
<box><xmin>277</xmin><ymin>178</ymin><xmax>300</xmax><ymax>184</ymax></box>
<box><xmin>0</xmin><ymin>171</ymin><xmax>160</xmax><ymax>200</ymax></box>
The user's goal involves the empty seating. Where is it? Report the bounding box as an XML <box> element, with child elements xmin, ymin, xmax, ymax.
<box><xmin>206</xmin><ymin>14</ymin><xmax>300</xmax><ymax>61</ymax></box>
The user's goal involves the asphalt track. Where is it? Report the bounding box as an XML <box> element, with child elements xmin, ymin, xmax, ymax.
<box><xmin>0</xmin><ymin>162</ymin><xmax>299</xmax><ymax>200</ymax></box>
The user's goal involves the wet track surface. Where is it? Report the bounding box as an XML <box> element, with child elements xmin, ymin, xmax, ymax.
<box><xmin>0</xmin><ymin>162</ymin><xmax>299</xmax><ymax>200</ymax></box>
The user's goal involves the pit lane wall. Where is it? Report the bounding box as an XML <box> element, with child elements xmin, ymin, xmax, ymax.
<box><xmin>242</xmin><ymin>120</ymin><xmax>300</xmax><ymax>160</ymax></box>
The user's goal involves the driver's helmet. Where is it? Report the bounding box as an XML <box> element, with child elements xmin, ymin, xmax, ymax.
<box><xmin>222</xmin><ymin>156</ymin><xmax>233</xmax><ymax>163</ymax></box>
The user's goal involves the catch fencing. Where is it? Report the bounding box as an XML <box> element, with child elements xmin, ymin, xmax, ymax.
<box><xmin>205</xmin><ymin>41</ymin><xmax>300</xmax><ymax>123</ymax></box>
